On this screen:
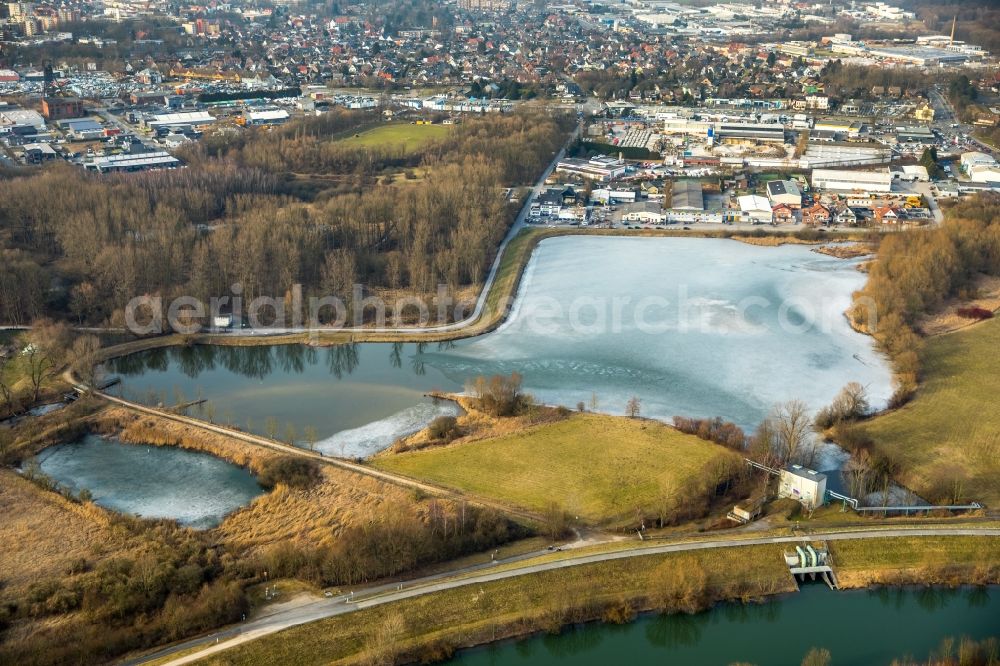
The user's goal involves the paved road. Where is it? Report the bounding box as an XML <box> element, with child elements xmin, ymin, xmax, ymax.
<box><xmin>130</xmin><ymin>526</ymin><xmax>1000</xmax><ymax>666</ymax></box>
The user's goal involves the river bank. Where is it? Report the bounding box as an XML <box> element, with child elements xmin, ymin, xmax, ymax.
<box><xmin>185</xmin><ymin>534</ymin><xmax>1000</xmax><ymax>666</ymax></box>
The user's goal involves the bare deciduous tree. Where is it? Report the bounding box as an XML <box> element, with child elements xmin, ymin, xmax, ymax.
<box><xmin>25</xmin><ymin>319</ymin><xmax>71</xmax><ymax>403</ymax></box>
<box><xmin>0</xmin><ymin>352</ymin><xmax>15</xmax><ymax>415</ymax></box>
<box><xmin>771</xmin><ymin>400</ymin><xmax>813</xmax><ymax>466</ymax></box>
<box><xmin>625</xmin><ymin>396</ymin><xmax>641</xmax><ymax>418</ymax></box>
<box><xmin>70</xmin><ymin>334</ymin><xmax>102</xmax><ymax>386</ymax></box>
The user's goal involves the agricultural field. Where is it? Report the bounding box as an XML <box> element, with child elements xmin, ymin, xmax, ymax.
<box><xmin>339</xmin><ymin>122</ymin><xmax>451</xmax><ymax>152</ymax></box>
<box><xmin>863</xmin><ymin>317</ymin><xmax>1000</xmax><ymax>506</ymax></box>
<box><xmin>374</xmin><ymin>413</ymin><xmax>742</xmax><ymax>526</ymax></box>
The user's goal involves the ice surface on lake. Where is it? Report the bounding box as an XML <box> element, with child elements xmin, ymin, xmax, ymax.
<box><xmin>111</xmin><ymin>237</ymin><xmax>894</xmax><ymax>460</ymax></box>
<box><xmin>315</xmin><ymin>399</ymin><xmax>462</xmax><ymax>458</ymax></box>
<box><xmin>37</xmin><ymin>435</ymin><xmax>263</xmax><ymax>528</ymax></box>
<box><xmin>425</xmin><ymin>236</ymin><xmax>894</xmax><ymax>430</ymax></box>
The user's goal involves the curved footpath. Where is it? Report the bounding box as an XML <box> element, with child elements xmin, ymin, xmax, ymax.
<box><xmin>128</xmin><ymin>526</ymin><xmax>1000</xmax><ymax>666</ymax></box>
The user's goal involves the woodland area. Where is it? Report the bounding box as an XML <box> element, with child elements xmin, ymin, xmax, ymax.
<box><xmin>0</xmin><ymin>109</ymin><xmax>574</xmax><ymax>327</ymax></box>
<box><xmin>819</xmin><ymin>61</ymin><xmax>932</xmax><ymax>99</ymax></box>
<box><xmin>850</xmin><ymin>194</ymin><xmax>1000</xmax><ymax>402</ymax></box>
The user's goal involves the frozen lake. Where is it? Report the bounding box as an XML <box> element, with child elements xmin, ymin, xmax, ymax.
<box><xmin>107</xmin><ymin>237</ymin><xmax>893</xmax><ymax>458</ymax></box>
<box><xmin>425</xmin><ymin>236</ymin><xmax>893</xmax><ymax>429</ymax></box>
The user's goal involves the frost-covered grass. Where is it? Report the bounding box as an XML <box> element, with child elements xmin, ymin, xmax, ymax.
<box><xmin>374</xmin><ymin>412</ymin><xmax>740</xmax><ymax>525</ymax></box>
<box><xmin>864</xmin><ymin>316</ymin><xmax>1000</xmax><ymax>506</ymax></box>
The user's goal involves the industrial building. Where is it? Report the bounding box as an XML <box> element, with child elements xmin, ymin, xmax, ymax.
<box><xmin>622</xmin><ymin>201</ymin><xmax>666</xmax><ymax>224</ymax></box>
<box><xmin>713</xmin><ymin>122</ymin><xmax>785</xmax><ymax>145</ymax></box>
<box><xmin>801</xmin><ymin>142</ymin><xmax>892</xmax><ymax>168</ymax></box>
<box><xmin>866</xmin><ymin>45</ymin><xmax>968</xmax><ymax>66</ymax></box>
<box><xmin>85</xmin><ymin>151</ymin><xmax>182</xmax><ymax>173</ymax></box>
<box><xmin>778</xmin><ymin>464</ymin><xmax>827</xmax><ymax>510</ymax></box>
<box><xmin>555</xmin><ymin>155</ymin><xmax>628</xmax><ymax>182</ymax></box>
<box><xmin>895</xmin><ymin>126</ymin><xmax>936</xmax><ymax>145</ymax></box>
<box><xmin>146</xmin><ymin>110</ymin><xmax>216</xmax><ymax>132</ymax></box>
<box><xmin>961</xmin><ymin>151</ymin><xmax>997</xmax><ymax>173</ymax></box>
<box><xmin>241</xmin><ymin>108</ymin><xmax>290</xmax><ymax>126</ymax></box>
<box><xmin>811</xmin><ymin>168</ymin><xmax>893</xmax><ymax>193</ymax></box>
<box><xmin>0</xmin><ymin>107</ymin><xmax>45</xmax><ymax>131</ymax></box>
<box><xmin>665</xmin><ymin>180</ymin><xmax>722</xmax><ymax>223</ymax></box>
<box><xmin>737</xmin><ymin>195</ymin><xmax>773</xmax><ymax>224</ymax></box>
<box><xmin>662</xmin><ymin>117</ymin><xmax>712</xmax><ymax>136</ymax></box>
<box><xmin>766</xmin><ymin>180</ymin><xmax>802</xmax><ymax>208</ymax></box>
<box><xmin>59</xmin><ymin>118</ymin><xmax>105</xmax><ymax>140</ymax></box>
<box><xmin>41</xmin><ymin>96</ymin><xmax>84</xmax><ymax>120</ymax></box>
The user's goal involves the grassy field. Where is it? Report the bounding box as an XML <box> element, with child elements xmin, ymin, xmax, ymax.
<box><xmin>339</xmin><ymin>123</ymin><xmax>451</xmax><ymax>152</ymax></box>
<box><xmin>831</xmin><ymin>535</ymin><xmax>1000</xmax><ymax>588</ymax></box>
<box><xmin>374</xmin><ymin>413</ymin><xmax>741</xmax><ymax>525</ymax></box>
<box><xmin>200</xmin><ymin>544</ymin><xmax>795</xmax><ymax>666</ymax></box>
<box><xmin>863</xmin><ymin>317</ymin><xmax>1000</xmax><ymax>506</ymax></box>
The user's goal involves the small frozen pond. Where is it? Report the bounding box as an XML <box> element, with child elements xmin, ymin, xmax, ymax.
<box><xmin>35</xmin><ymin>435</ymin><xmax>263</xmax><ymax>528</ymax></box>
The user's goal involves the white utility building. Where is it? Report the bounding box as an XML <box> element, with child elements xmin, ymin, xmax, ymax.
<box><xmin>779</xmin><ymin>465</ymin><xmax>827</xmax><ymax>510</ymax></box>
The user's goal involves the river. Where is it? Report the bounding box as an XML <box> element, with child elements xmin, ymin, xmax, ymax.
<box><xmin>447</xmin><ymin>584</ymin><xmax>1000</xmax><ymax>666</ymax></box>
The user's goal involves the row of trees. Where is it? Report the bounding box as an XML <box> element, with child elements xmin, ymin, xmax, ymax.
<box><xmin>241</xmin><ymin>502</ymin><xmax>521</xmax><ymax>588</ymax></box>
<box><xmin>819</xmin><ymin>61</ymin><xmax>931</xmax><ymax>99</ymax></box>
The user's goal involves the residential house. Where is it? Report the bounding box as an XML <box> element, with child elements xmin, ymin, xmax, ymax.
<box><xmin>802</xmin><ymin>202</ymin><xmax>831</xmax><ymax>226</ymax></box>
<box><xmin>534</xmin><ymin>188</ymin><xmax>564</xmax><ymax>216</ymax></box>
<box><xmin>833</xmin><ymin>205</ymin><xmax>857</xmax><ymax>226</ymax></box>
<box><xmin>772</xmin><ymin>203</ymin><xmax>795</xmax><ymax>224</ymax></box>
<box><xmin>874</xmin><ymin>205</ymin><xmax>901</xmax><ymax>225</ymax></box>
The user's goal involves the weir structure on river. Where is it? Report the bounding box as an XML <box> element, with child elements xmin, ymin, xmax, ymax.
<box><xmin>784</xmin><ymin>543</ymin><xmax>840</xmax><ymax>590</ymax></box>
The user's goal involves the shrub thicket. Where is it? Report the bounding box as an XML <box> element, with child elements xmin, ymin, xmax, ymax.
<box><xmin>257</xmin><ymin>456</ymin><xmax>322</xmax><ymax>490</ymax></box>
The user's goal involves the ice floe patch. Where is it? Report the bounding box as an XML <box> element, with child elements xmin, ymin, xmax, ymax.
<box><xmin>315</xmin><ymin>399</ymin><xmax>462</xmax><ymax>458</ymax></box>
